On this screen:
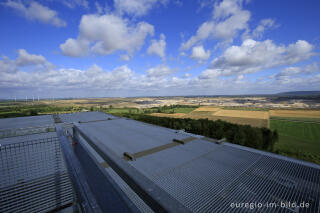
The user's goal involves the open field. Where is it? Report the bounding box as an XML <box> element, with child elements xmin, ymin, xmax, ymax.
<box><xmin>193</xmin><ymin>107</ymin><xmax>220</xmax><ymax>112</ymax></box>
<box><xmin>150</xmin><ymin>108</ymin><xmax>320</xmax><ymax>164</ymax></box>
<box><xmin>270</xmin><ymin>110</ymin><xmax>320</xmax><ymax>118</ymax></box>
<box><xmin>221</xmin><ymin>106</ymin><xmax>270</xmax><ymax>111</ymax></box>
<box><xmin>162</xmin><ymin>107</ymin><xmax>197</xmax><ymax>114</ymax></box>
<box><xmin>270</xmin><ymin>117</ymin><xmax>320</xmax><ymax>123</ymax></box>
<box><xmin>2</xmin><ymin>93</ymin><xmax>320</xmax><ymax>110</ymax></box>
<box><xmin>213</xmin><ymin>109</ymin><xmax>269</xmax><ymax>127</ymax></box>
<box><xmin>151</xmin><ymin>113</ymin><xmax>187</xmax><ymax>118</ymax></box>
<box><xmin>214</xmin><ymin>109</ymin><xmax>269</xmax><ymax>119</ymax></box>
<box><xmin>151</xmin><ymin>107</ymin><xmax>270</xmax><ymax>128</ymax></box>
<box><xmin>270</xmin><ymin>119</ymin><xmax>320</xmax><ymax>164</ymax></box>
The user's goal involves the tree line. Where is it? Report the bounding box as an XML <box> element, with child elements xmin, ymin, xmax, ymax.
<box><xmin>118</xmin><ymin>113</ymin><xmax>278</xmax><ymax>152</ymax></box>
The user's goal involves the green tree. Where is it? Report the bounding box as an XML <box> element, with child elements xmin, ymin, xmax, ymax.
<box><xmin>29</xmin><ymin>109</ymin><xmax>38</xmax><ymax>116</ymax></box>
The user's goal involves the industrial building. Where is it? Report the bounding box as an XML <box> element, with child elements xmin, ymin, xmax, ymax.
<box><xmin>0</xmin><ymin>111</ymin><xmax>319</xmax><ymax>212</ymax></box>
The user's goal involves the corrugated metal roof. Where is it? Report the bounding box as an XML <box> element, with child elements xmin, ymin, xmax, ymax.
<box><xmin>1</xmin><ymin>112</ymin><xmax>319</xmax><ymax>212</ymax></box>
<box><xmin>79</xmin><ymin>118</ymin><xmax>191</xmax><ymax>157</ymax></box>
<box><xmin>76</xmin><ymin>114</ymin><xmax>320</xmax><ymax>213</ymax></box>
<box><xmin>59</xmin><ymin>111</ymin><xmax>116</xmax><ymax>123</ymax></box>
<box><xmin>0</xmin><ymin>115</ymin><xmax>54</xmax><ymax>130</ymax></box>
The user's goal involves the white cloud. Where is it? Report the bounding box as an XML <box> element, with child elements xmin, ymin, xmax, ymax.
<box><xmin>120</xmin><ymin>54</ymin><xmax>131</xmax><ymax>61</ymax></box>
<box><xmin>198</xmin><ymin>68</ymin><xmax>223</xmax><ymax>79</ymax></box>
<box><xmin>190</xmin><ymin>45</ymin><xmax>211</xmax><ymax>61</ymax></box>
<box><xmin>16</xmin><ymin>49</ymin><xmax>47</xmax><ymax>66</ymax></box>
<box><xmin>181</xmin><ymin>21</ymin><xmax>215</xmax><ymax>50</ymax></box>
<box><xmin>213</xmin><ymin>0</ymin><xmax>244</xmax><ymax>19</ymax></box>
<box><xmin>183</xmin><ymin>73</ymin><xmax>191</xmax><ymax>78</ymax></box>
<box><xmin>147</xmin><ymin>34</ymin><xmax>166</xmax><ymax>59</ymax></box>
<box><xmin>3</xmin><ymin>1</ymin><xmax>66</xmax><ymax>27</ymax></box>
<box><xmin>276</xmin><ymin>63</ymin><xmax>319</xmax><ymax>78</ymax></box>
<box><xmin>213</xmin><ymin>9</ymin><xmax>250</xmax><ymax>40</ymax></box>
<box><xmin>60</xmin><ymin>38</ymin><xmax>89</xmax><ymax>57</ymax></box>
<box><xmin>1</xmin><ymin>49</ymin><xmax>319</xmax><ymax>98</ymax></box>
<box><xmin>243</xmin><ymin>18</ymin><xmax>277</xmax><ymax>40</ymax></box>
<box><xmin>284</xmin><ymin>40</ymin><xmax>314</xmax><ymax>64</ymax></box>
<box><xmin>251</xmin><ymin>19</ymin><xmax>276</xmax><ymax>39</ymax></box>
<box><xmin>60</xmin><ymin>14</ymin><xmax>154</xmax><ymax>57</ymax></box>
<box><xmin>61</xmin><ymin>0</ymin><xmax>89</xmax><ymax>9</ymax></box>
<box><xmin>95</xmin><ymin>2</ymin><xmax>103</xmax><ymax>14</ymax></box>
<box><xmin>208</xmin><ymin>39</ymin><xmax>315</xmax><ymax>76</ymax></box>
<box><xmin>114</xmin><ymin>0</ymin><xmax>167</xmax><ymax>17</ymax></box>
<box><xmin>0</xmin><ymin>56</ymin><xmax>17</xmax><ymax>73</ymax></box>
<box><xmin>0</xmin><ymin>49</ymin><xmax>53</xmax><ymax>75</ymax></box>
<box><xmin>146</xmin><ymin>64</ymin><xmax>175</xmax><ymax>77</ymax></box>
<box><xmin>181</xmin><ymin>0</ymin><xmax>250</xmax><ymax>50</ymax></box>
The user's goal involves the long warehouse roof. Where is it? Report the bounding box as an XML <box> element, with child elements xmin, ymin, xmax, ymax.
<box><xmin>1</xmin><ymin>112</ymin><xmax>319</xmax><ymax>213</ymax></box>
<box><xmin>73</xmin><ymin>112</ymin><xmax>320</xmax><ymax>213</ymax></box>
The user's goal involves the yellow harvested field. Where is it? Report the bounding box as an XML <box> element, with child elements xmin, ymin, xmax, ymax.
<box><xmin>151</xmin><ymin>113</ymin><xmax>187</xmax><ymax>118</ymax></box>
<box><xmin>193</xmin><ymin>107</ymin><xmax>220</xmax><ymax>112</ymax></box>
<box><xmin>210</xmin><ymin>116</ymin><xmax>269</xmax><ymax>128</ymax></box>
<box><xmin>214</xmin><ymin>110</ymin><xmax>270</xmax><ymax>119</ymax></box>
<box><xmin>270</xmin><ymin>110</ymin><xmax>320</xmax><ymax>118</ymax></box>
<box><xmin>151</xmin><ymin>110</ymin><xmax>270</xmax><ymax>128</ymax></box>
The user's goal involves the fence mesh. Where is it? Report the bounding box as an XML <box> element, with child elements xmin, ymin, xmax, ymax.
<box><xmin>0</xmin><ymin>136</ymin><xmax>74</xmax><ymax>213</ymax></box>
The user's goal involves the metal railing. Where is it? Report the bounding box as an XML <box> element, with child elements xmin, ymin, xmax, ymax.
<box><xmin>0</xmin><ymin>136</ymin><xmax>73</xmax><ymax>213</ymax></box>
<box><xmin>0</xmin><ymin>125</ymin><xmax>56</xmax><ymax>139</ymax></box>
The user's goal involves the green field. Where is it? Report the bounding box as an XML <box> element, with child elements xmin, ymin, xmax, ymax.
<box><xmin>271</xmin><ymin>116</ymin><xmax>320</xmax><ymax>123</ymax></box>
<box><xmin>162</xmin><ymin>107</ymin><xmax>198</xmax><ymax>114</ymax></box>
<box><xmin>221</xmin><ymin>106</ymin><xmax>269</xmax><ymax>111</ymax></box>
<box><xmin>270</xmin><ymin>119</ymin><xmax>320</xmax><ymax>164</ymax></box>
<box><xmin>106</xmin><ymin>108</ymin><xmax>141</xmax><ymax>114</ymax></box>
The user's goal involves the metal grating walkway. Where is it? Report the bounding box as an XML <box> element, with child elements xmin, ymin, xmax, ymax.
<box><xmin>0</xmin><ymin>137</ymin><xmax>74</xmax><ymax>213</ymax></box>
<box><xmin>129</xmin><ymin>141</ymin><xmax>320</xmax><ymax>213</ymax></box>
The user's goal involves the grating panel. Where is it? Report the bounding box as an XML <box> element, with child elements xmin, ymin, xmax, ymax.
<box><xmin>59</xmin><ymin>111</ymin><xmax>116</xmax><ymax>123</ymax></box>
<box><xmin>130</xmin><ymin>141</ymin><xmax>320</xmax><ymax>213</ymax></box>
<box><xmin>0</xmin><ymin>115</ymin><xmax>54</xmax><ymax>130</ymax></box>
<box><xmin>0</xmin><ymin>136</ymin><xmax>74</xmax><ymax>212</ymax></box>
<box><xmin>205</xmin><ymin>155</ymin><xmax>320</xmax><ymax>213</ymax></box>
<box><xmin>0</xmin><ymin>125</ymin><xmax>56</xmax><ymax>139</ymax></box>
<box><xmin>79</xmin><ymin>118</ymin><xmax>198</xmax><ymax>158</ymax></box>
<box><xmin>138</xmin><ymin>145</ymin><xmax>260</xmax><ymax>212</ymax></box>
<box><xmin>0</xmin><ymin>132</ymin><xmax>57</xmax><ymax>145</ymax></box>
<box><xmin>131</xmin><ymin>140</ymin><xmax>224</xmax><ymax>178</ymax></box>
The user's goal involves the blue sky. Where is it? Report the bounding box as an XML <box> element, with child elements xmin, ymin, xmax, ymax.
<box><xmin>0</xmin><ymin>0</ymin><xmax>319</xmax><ymax>98</ymax></box>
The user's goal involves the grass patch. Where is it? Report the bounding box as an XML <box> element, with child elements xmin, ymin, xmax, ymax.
<box><xmin>105</xmin><ymin>108</ymin><xmax>141</xmax><ymax>114</ymax></box>
<box><xmin>270</xmin><ymin>116</ymin><xmax>320</xmax><ymax>123</ymax></box>
<box><xmin>270</xmin><ymin>119</ymin><xmax>320</xmax><ymax>164</ymax></box>
<box><xmin>221</xmin><ymin>106</ymin><xmax>270</xmax><ymax>111</ymax></box>
<box><xmin>162</xmin><ymin>107</ymin><xmax>197</xmax><ymax>114</ymax></box>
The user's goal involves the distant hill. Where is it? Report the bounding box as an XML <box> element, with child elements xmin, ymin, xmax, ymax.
<box><xmin>276</xmin><ymin>91</ymin><xmax>320</xmax><ymax>96</ymax></box>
